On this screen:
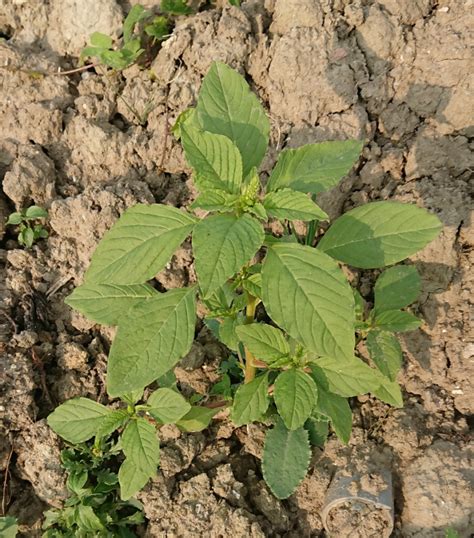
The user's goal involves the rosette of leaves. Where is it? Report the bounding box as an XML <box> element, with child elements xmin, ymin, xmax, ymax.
<box><xmin>6</xmin><ymin>205</ymin><xmax>48</xmax><ymax>248</ymax></box>
<box><xmin>54</xmin><ymin>61</ymin><xmax>442</xmax><ymax>500</ymax></box>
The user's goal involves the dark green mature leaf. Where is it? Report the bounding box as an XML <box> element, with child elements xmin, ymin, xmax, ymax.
<box><xmin>374</xmin><ymin>265</ymin><xmax>421</xmax><ymax>313</ymax></box>
<box><xmin>263</xmin><ymin>189</ymin><xmax>328</xmax><ymax>221</ymax></box>
<box><xmin>314</xmin><ymin>357</ymin><xmax>382</xmax><ymax>397</ymax></box>
<box><xmin>262</xmin><ymin>418</ymin><xmax>311</xmax><ymax>499</ymax></box>
<box><xmin>366</xmin><ymin>330</ymin><xmax>402</xmax><ymax>381</ymax></box>
<box><xmin>262</xmin><ymin>243</ymin><xmax>355</xmax><ymax>360</ymax></box>
<box><xmin>193</xmin><ymin>213</ymin><xmax>264</xmax><ymax>298</ymax></box>
<box><xmin>314</xmin><ymin>388</ymin><xmax>352</xmax><ymax>444</ymax></box>
<box><xmin>66</xmin><ymin>283</ymin><xmax>158</xmax><ymax>325</ymax></box>
<box><xmin>48</xmin><ymin>398</ymin><xmax>110</xmax><ymax>444</ymax></box>
<box><xmin>107</xmin><ymin>288</ymin><xmax>196</xmax><ymax>397</ymax></box>
<box><xmin>176</xmin><ymin>406</ymin><xmax>219</xmax><ymax>432</ymax></box>
<box><xmin>372</xmin><ymin>379</ymin><xmax>403</xmax><ymax>407</ymax></box>
<box><xmin>274</xmin><ymin>369</ymin><xmax>317</xmax><ymax>430</ymax></box>
<box><xmin>266</xmin><ymin>140</ymin><xmax>363</xmax><ymax>194</ymax></box>
<box><xmin>181</xmin><ymin>125</ymin><xmax>243</xmax><ymax>194</ymax></box>
<box><xmin>318</xmin><ymin>201</ymin><xmax>442</xmax><ymax>268</ymax></box>
<box><xmin>85</xmin><ymin>204</ymin><xmax>197</xmax><ymax>285</ymax></box>
<box><xmin>304</xmin><ymin>415</ymin><xmax>329</xmax><ymax>446</ymax></box>
<box><xmin>147</xmin><ymin>388</ymin><xmax>191</xmax><ymax>424</ymax></box>
<box><xmin>236</xmin><ymin>323</ymin><xmax>289</xmax><ymax>363</ymax></box>
<box><xmin>231</xmin><ymin>373</ymin><xmax>269</xmax><ymax>426</ymax></box>
<box><xmin>196</xmin><ymin>61</ymin><xmax>270</xmax><ymax>177</ymax></box>
<box><xmin>374</xmin><ymin>310</ymin><xmax>422</xmax><ymax>332</ymax></box>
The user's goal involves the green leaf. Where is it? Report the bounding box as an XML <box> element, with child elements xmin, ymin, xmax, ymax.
<box><xmin>196</xmin><ymin>61</ymin><xmax>269</xmax><ymax>177</ymax></box>
<box><xmin>190</xmin><ymin>190</ymin><xmax>239</xmax><ymax>212</ymax></box>
<box><xmin>21</xmin><ymin>227</ymin><xmax>34</xmax><ymax>247</ymax></box>
<box><xmin>218</xmin><ymin>315</ymin><xmax>244</xmax><ymax>351</ymax></box>
<box><xmin>262</xmin><ymin>243</ymin><xmax>355</xmax><ymax>360</ymax></box>
<box><xmin>65</xmin><ymin>283</ymin><xmax>158</xmax><ymax>325</ymax></box>
<box><xmin>374</xmin><ymin>310</ymin><xmax>422</xmax><ymax>332</ymax></box>
<box><xmin>118</xmin><ymin>458</ymin><xmax>152</xmax><ymax>501</ymax></box>
<box><xmin>304</xmin><ymin>416</ymin><xmax>329</xmax><ymax>447</ymax></box>
<box><xmin>85</xmin><ymin>204</ymin><xmax>197</xmax><ymax>285</ymax></box>
<box><xmin>95</xmin><ymin>410</ymin><xmax>129</xmax><ymax>438</ymax></box>
<box><xmin>25</xmin><ymin>205</ymin><xmax>48</xmax><ymax>219</ymax></box>
<box><xmin>0</xmin><ymin>516</ymin><xmax>18</xmax><ymax>538</ymax></box>
<box><xmin>274</xmin><ymin>369</ymin><xmax>317</xmax><ymax>430</ymax></box>
<box><xmin>193</xmin><ymin>213</ymin><xmax>264</xmax><ymax>299</ymax></box>
<box><xmin>122</xmin><ymin>418</ymin><xmax>160</xmax><ymax>473</ymax></box>
<box><xmin>75</xmin><ymin>505</ymin><xmax>105</xmax><ymax>532</ymax></box>
<box><xmin>181</xmin><ymin>125</ymin><xmax>243</xmax><ymax>194</ymax></box>
<box><xmin>262</xmin><ymin>418</ymin><xmax>311</xmax><ymax>499</ymax></box>
<box><xmin>144</xmin><ymin>16</ymin><xmax>169</xmax><ymax>41</ymax></box>
<box><xmin>263</xmin><ymin>189</ymin><xmax>328</xmax><ymax>221</ymax></box>
<box><xmin>89</xmin><ymin>32</ymin><xmax>113</xmax><ymax>49</ymax></box>
<box><xmin>231</xmin><ymin>373</ymin><xmax>269</xmax><ymax>426</ymax></box>
<box><xmin>172</xmin><ymin>108</ymin><xmax>199</xmax><ymax>140</ymax></box>
<box><xmin>374</xmin><ymin>265</ymin><xmax>421</xmax><ymax>313</ymax></box>
<box><xmin>47</xmin><ymin>398</ymin><xmax>110</xmax><ymax>444</ymax></box>
<box><xmin>160</xmin><ymin>0</ymin><xmax>192</xmax><ymax>15</ymax></box>
<box><xmin>241</xmin><ymin>272</ymin><xmax>262</xmax><ymax>300</ymax></box>
<box><xmin>366</xmin><ymin>330</ymin><xmax>402</xmax><ymax>381</ymax></box>
<box><xmin>123</xmin><ymin>5</ymin><xmax>149</xmax><ymax>43</ymax></box>
<box><xmin>313</xmin><ymin>357</ymin><xmax>382</xmax><ymax>397</ymax></box>
<box><xmin>318</xmin><ymin>201</ymin><xmax>442</xmax><ymax>268</ymax></box>
<box><xmin>266</xmin><ymin>140</ymin><xmax>363</xmax><ymax>194</ymax></box>
<box><xmin>314</xmin><ymin>388</ymin><xmax>352</xmax><ymax>444</ymax></box>
<box><xmin>235</xmin><ymin>323</ymin><xmax>289</xmax><ymax>363</ymax></box>
<box><xmin>176</xmin><ymin>406</ymin><xmax>219</xmax><ymax>432</ymax></box>
<box><xmin>107</xmin><ymin>287</ymin><xmax>196</xmax><ymax>397</ymax></box>
<box><xmin>372</xmin><ymin>379</ymin><xmax>403</xmax><ymax>408</ymax></box>
<box><xmin>6</xmin><ymin>212</ymin><xmax>22</xmax><ymax>225</ymax></box>
<box><xmin>147</xmin><ymin>388</ymin><xmax>191</xmax><ymax>424</ymax></box>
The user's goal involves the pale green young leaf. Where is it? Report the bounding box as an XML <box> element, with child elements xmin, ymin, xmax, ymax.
<box><xmin>231</xmin><ymin>373</ymin><xmax>269</xmax><ymax>426</ymax></box>
<box><xmin>85</xmin><ymin>204</ymin><xmax>197</xmax><ymax>285</ymax></box>
<box><xmin>241</xmin><ymin>272</ymin><xmax>262</xmax><ymax>300</ymax></box>
<box><xmin>372</xmin><ymin>379</ymin><xmax>403</xmax><ymax>408</ymax></box>
<box><xmin>374</xmin><ymin>265</ymin><xmax>421</xmax><ymax>313</ymax></box>
<box><xmin>122</xmin><ymin>418</ymin><xmax>159</xmax><ymax>474</ymax></box>
<box><xmin>65</xmin><ymin>282</ymin><xmax>158</xmax><ymax>325</ymax></box>
<box><xmin>75</xmin><ymin>505</ymin><xmax>106</xmax><ymax>532</ymax></box>
<box><xmin>266</xmin><ymin>140</ymin><xmax>363</xmax><ymax>194</ymax></box>
<box><xmin>304</xmin><ymin>415</ymin><xmax>329</xmax><ymax>447</ymax></box>
<box><xmin>366</xmin><ymin>330</ymin><xmax>402</xmax><ymax>381</ymax></box>
<box><xmin>95</xmin><ymin>410</ymin><xmax>129</xmax><ymax>438</ymax></box>
<box><xmin>314</xmin><ymin>388</ymin><xmax>352</xmax><ymax>444</ymax></box>
<box><xmin>235</xmin><ymin>323</ymin><xmax>289</xmax><ymax>363</ymax></box>
<box><xmin>193</xmin><ymin>213</ymin><xmax>264</xmax><ymax>298</ymax></box>
<box><xmin>190</xmin><ymin>190</ymin><xmax>239</xmax><ymax>212</ymax></box>
<box><xmin>172</xmin><ymin>108</ymin><xmax>200</xmax><ymax>140</ymax></box>
<box><xmin>107</xmin><ymin>288</ymin><xmax>196</xmax><ymax>397</ymax></box>
<box><xmin>262</xmin><ymin>418</ymin><xmax>311</xmax><ymax>499</ymax></box>
<box><xmin>25</xmin><ymin>205</ymin><xmax>48</xmax><ymax>219</ymax></box>
<box><xmin>374</xmin><ymin>310</ymin><xmax>422</xmax><ymax>332</ymax></box>
<box><xmin>6</xmin><ymin>212</ymin><xmax>23</xmax><ymax>225</ymax></box>
<box><xmin>318</xmin><ymin>201</ymin><xmax>442</xmax><ymax>268</ymax></box>
<box><xmin>263</xmin><ymin>189</ymin><xmax>329</xmax><ymax>221</ymax></box>
<box><xmin>147</xmin><ymin>388</ymin><xmax>191</xmax><ymax>424</ymax></box>
<box><xmin>196</xmin><ymin>61</ymin><xmax>269</xmax><ymax>177</ymax></box>
<box><xmin>181</xmin><ymin>125</ymin><xmax>243</xmax><ymax>194</ymax></box>
<box><xmin>47</xmin><ymin>398</ymin><xmax>110</xmax><ymax>444</ymax></box>
<box><xmin>89</xmin><ymin>32</ymin><xmax>113</xmax><ymax>49</ymax></box>
<box><xmin>118</xmin><ymin>458</ymin><xmax>152</xmax><ymax>501</ymax></box>
<box><xmin>261</xmin><ymin>243</ymin><xmax>355</xmax><ymax>360</ymax></box>
<box><xmin>314</xmin><ymin>356</ymin><xmax>382</xmax><ymax>397</ymax></box>
<box><xmin>176</xmin><ymin>406</ymin><xmax>219</xmax><ymax>432</ymax></box>
<box><xmin>274</xmin><ymin>369</ymin><xmax>317</xmax><ymax>430</ymax></box>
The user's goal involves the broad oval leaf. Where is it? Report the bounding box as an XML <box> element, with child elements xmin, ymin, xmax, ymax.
<box><xmin>263</xmin><ymin>189</ymin><xmax>328</xmax><ymax>221</ymax></box>
<box><xmin>374</xmin><ymin>265</ymin><xmax>421</xmax><ymax>313</ymax></box>
<box><xmin>122</xmin><ymin>418</ymin><xmax>160</xmax><ymax>474</ymax></box>
<box><xmin>196</xmin><ymin>61</ymin><xmax>270</xmax><ymax>177</ymax></box>
<box><xmin>314</xmin><ymin>388</ymin><xmax>352</xmax><ymax>444</ymax></box>
<box><xmin>318</xmin><ymin>201</ymin><xmax>442</xmax><ymax>268</ymax></box>
<box><xmin>372</xmin><ymin>379</ymin><xmax>403</xmax><ymax>408</ymax></box>
<box><xmin>118</xmin><ymin>458</ymin><xmax>152</xmax><ymax>501</ymax></box>
<box><xmin>193</xmin><ymin>213</ymin><xmax>264</xmax><ymax>299</ymax></box>
<box><xmin>266</xmin><ymin>140</ymin><xmax>363</xmax><ymax>194</ymax></box>
<box><xmin>47</xmin><ymin>398</ymin><xmax>110</xmax><ymax>444</ymax></box>
<box><xmin>231</xmin><ymin>373</ymin><xmax>269</xmax><ymax>426</ymax></box>
<box><xmin>107</xmin><ymin>287</ymin><xmax>196</xmax><ymax>397</ymax></box>
<box><xmin>374</xmin><ymin>310</ymin><xmax>422</xmax><ymax>332</ymax></box>
<box><xmin>262</xmin><ymin>243</ymin><xmax>355</xmax><ymax>359</ymax></box>
<box><xmin>274</xmin><ymin>369</ymin><xmax>317</xmax><ymax>430</ymax></box>
<box><xmin>313</xmin><ymin>356</ymin><xmax>382</xmax><ymax>397</ymax></box>
<box><xmin>176</xmin><ymin>406</ymin><xmax>219</xmax><ymax>432</ymax></box>
<box><xmin>181</xmin><ymin>125</ymin><xmax>243</xmax><ymax>194</ymax></box>
<box><xmin>262</xmin><ymin>418</ymin><xmax>311</xmax><ymax>499</ymax></box>
<box><xmin>366</xmin><ymin>330</ymin><xmax>402</xmax><ymax>381</ymax></box>
<box><xmin>236</xmin><ymin>323</ymin><xmax>289</xmax><ymax>363</ymax></box>
<box><xmin>84</xmin><ymin>204</ymin><xmax>197</xmax><ymax>285</ymax></box>
<box><xmin>65</xmin><ymin>283</ymin><xmax>158</xmax><ymax>325</ymax></box>
<box><xmin>147</xmin><ymin>388</ymin><xmax>191</xmax><ymax>424</ymax></box>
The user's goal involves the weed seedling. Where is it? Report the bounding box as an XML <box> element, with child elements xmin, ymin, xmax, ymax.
<box><xmin>50</xmin><ymin>62</ymin><xmax>442</xmax><ymax>500</ymax></box>
<box><xmin>6</xmin><ymin>205</ymin><xmax>48</xmax><ymax>248</ymax></box>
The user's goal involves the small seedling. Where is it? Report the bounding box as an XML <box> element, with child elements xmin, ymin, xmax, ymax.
<box><xmin>6</xmin><ymin>205</ymin><xmax>48</xmax><ymax>248</ymax></box>
<box><xmin>50</xmin><ymin>62</ymin><xmax>442</xmax><ymax>501</ymax></box>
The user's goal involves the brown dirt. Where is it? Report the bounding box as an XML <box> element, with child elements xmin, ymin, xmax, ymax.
<box><xmin>1</xmin><ymin>0</ymin><xmax>473</xmax><ymax>536</ymax></box>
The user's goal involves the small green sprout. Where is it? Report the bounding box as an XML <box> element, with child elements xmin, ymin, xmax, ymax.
<box><xmin>6</xmin><ymin>205</ymin><xmax>48</xmax><ymax>248</ymax></box>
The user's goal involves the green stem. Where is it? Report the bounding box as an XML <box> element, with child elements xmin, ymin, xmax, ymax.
<box><xmin>243</xmin><ymin>295</ymin><xmax>258</xmax><ymax>383</ymax></box>
<box><xmin>305</xmin><ymin>194</ymin><xmax>319</xmax><ymax>246</ymax></box>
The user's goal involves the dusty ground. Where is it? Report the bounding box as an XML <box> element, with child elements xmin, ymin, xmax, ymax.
<box><xmin>0</xmin><ymin>0</ymin><xmax>473</xmax><ymax>536</ymax></box>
